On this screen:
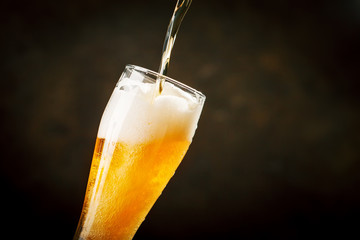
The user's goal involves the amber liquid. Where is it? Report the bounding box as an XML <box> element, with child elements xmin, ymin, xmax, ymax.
<box><xmin>157</xmin><ymin>0</ymin><xmax>192</xmax><ymax>93</ymax></box>
<box><xmin>75</xmin><ymin>137</ymin><xmax>191</xmax><ymax>240</ymax></box>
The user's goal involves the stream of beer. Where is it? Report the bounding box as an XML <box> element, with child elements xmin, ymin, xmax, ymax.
<box><xmin>157</xmin><ymin>0</ymin><xmax>192</xmax><ymax>93</ymax></box>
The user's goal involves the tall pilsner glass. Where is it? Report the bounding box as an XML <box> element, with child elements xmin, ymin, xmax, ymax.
<box><xmin>74</xmin><ymin>65</ymin><xmax>205</xmax><ymax>240</ymax></box>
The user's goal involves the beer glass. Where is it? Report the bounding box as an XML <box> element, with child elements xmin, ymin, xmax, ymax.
<box><xmin>74</xmin><ymin>65</ymin><xmax>205</xmax><ymax>239</ymax></box>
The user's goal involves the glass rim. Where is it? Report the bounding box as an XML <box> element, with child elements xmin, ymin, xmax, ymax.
<box><xmin>125</xmin><ymin>64</ymin><xmax>206</xmax><ymax>101</ymax></box>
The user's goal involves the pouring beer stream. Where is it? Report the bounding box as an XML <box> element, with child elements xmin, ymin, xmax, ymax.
<box><xmin>157</xmin><ymin>0</ymin><xmax>192</xmax><ymax>93</ymax></box>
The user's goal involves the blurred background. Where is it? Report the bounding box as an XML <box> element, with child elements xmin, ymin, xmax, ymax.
<box><xmin>1</xmin><ymin>0</ymin><xmax>360</xmax><ymax>239</ymax></box>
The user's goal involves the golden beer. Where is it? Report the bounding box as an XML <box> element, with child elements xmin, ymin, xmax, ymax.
<box><xmin>74</xmin><ymin>65</ymin><xmax>205</xmax><ymax>239</ymax></box>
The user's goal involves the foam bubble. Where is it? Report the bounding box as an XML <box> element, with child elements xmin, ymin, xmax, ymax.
<box><xmin>97</xmin><ymin>78</ymin><xmax>203</xmax><ymax>144</ymax></box>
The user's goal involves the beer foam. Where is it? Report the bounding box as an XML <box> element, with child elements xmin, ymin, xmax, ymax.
<box><xmin>97</xmin><ymin>78</ymin><xmax>203</xmax><ymax>144</ymax></box>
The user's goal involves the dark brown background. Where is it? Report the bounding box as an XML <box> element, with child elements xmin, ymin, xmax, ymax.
<box><xmin>1</xmin><ymin>0</ymin><xmax>360</xmax><ymax>239</ymax></box>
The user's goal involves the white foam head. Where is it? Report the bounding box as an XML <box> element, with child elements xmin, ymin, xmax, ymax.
<box><xmin>97</xmin><ymin>74</ymin><xmax>204</xmax><ymax>144</ymax></box>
